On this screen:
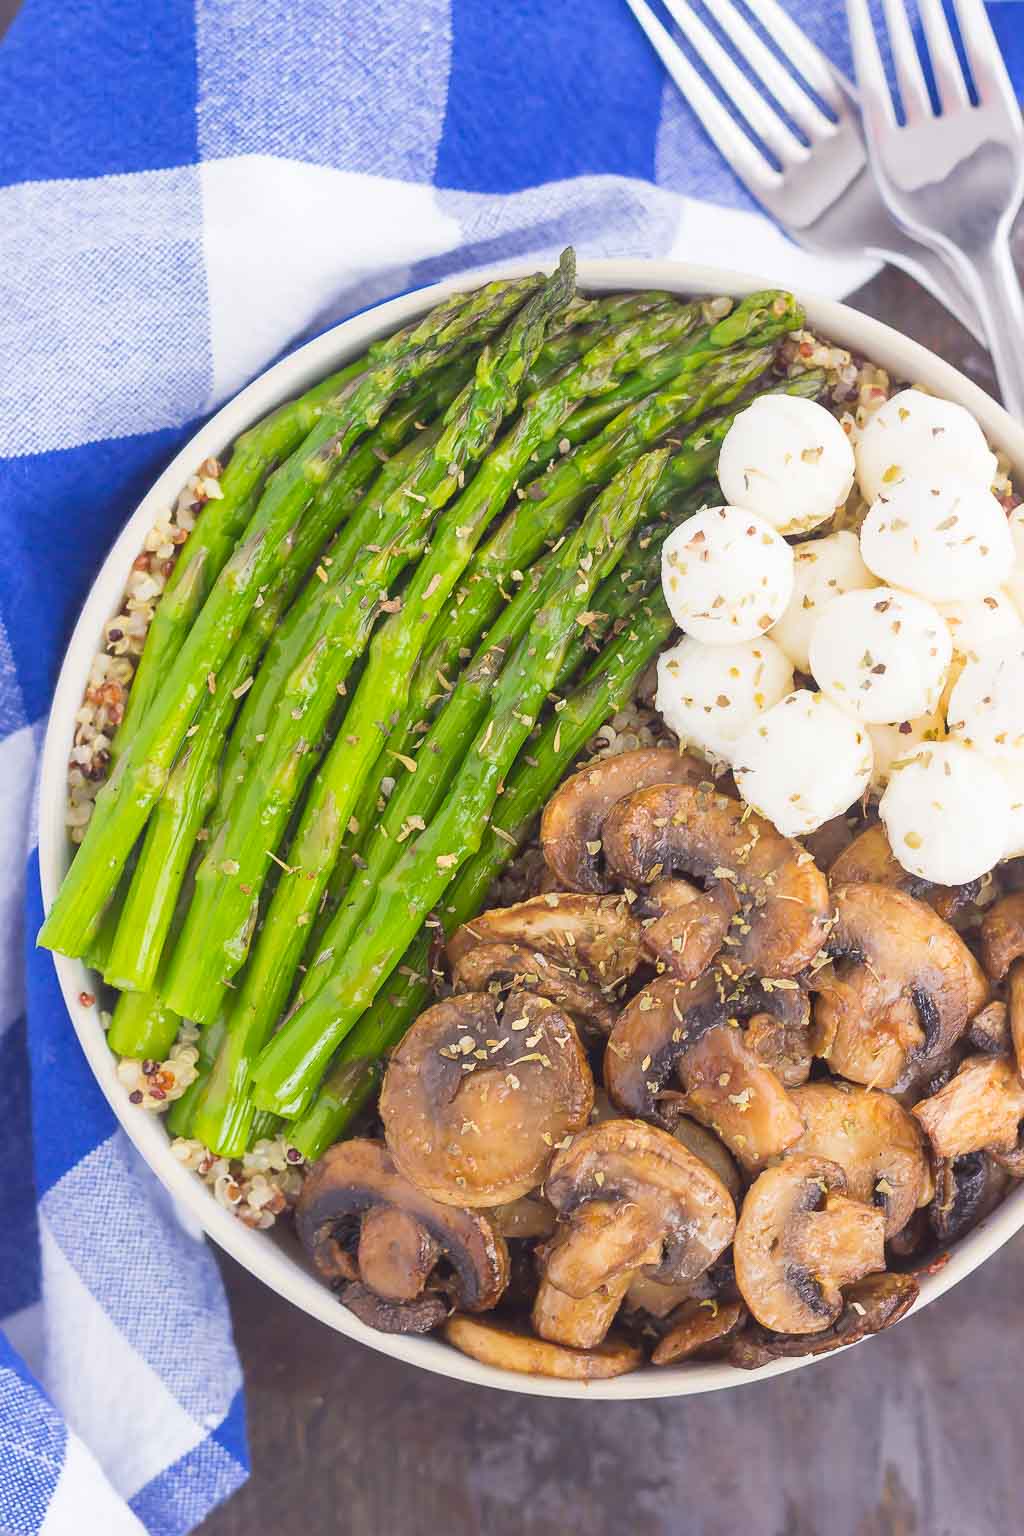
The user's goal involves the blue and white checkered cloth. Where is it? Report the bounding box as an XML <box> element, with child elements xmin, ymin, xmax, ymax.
<box><xmin>2</xmin><ymin>2</ymin><xmax>1022</xmax><ymax>1531</ymax></box>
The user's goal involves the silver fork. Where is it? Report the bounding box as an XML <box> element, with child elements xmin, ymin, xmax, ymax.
<box><xmin>846</xmin><ymin>0</ymin><xmax>1024</xmax><ymax>416</ymax></box>
<box><xmin>625</xmin><ymin>0</ymin><xmax>984</xmax><ymax>339</ymax></box>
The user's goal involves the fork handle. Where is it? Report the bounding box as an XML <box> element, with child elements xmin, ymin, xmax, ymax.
<box><xmin>955</xmin><ymin>237</ymin><xmax>1024</xmax><ymax>424</ymax></box>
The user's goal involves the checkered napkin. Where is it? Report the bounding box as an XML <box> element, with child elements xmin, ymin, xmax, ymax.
<box><xmin>2</xmin><ymin>2</ymin><xmax>1022</xmax><ymax>1531</ymax></box>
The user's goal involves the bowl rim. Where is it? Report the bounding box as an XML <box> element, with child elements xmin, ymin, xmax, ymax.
<box><xmin>38</xmin><ymin>256</ymin><xmax>1024</xmax><ymax>1400</ymax></box>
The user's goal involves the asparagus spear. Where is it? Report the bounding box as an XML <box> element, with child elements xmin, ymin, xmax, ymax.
<box><xmin>113</xmin><ymin>275</ymin><xmax>540</xmax><ymax>759</ymax></box>
<box><xmin>101</xmin><ymin>364</ymin><xmax>473</xmax><ymax>994</ymax></box>
<box><xmin>249</xmin><ymin>450</ymin><xmax>667</xmax><ymax>1119</ymax></box>
<box><xmin>161</xmin><ymin>257</ymin><xmax>577</xmax><ymax>1020</ymax></box>
<box><xmin>40</xmin><ymin>268</ymin><xmax>555</xmax><ymax>959</ymax></box>
<box><xmin>107</xmin><ymin>988</ymin><xmax>180</xmax><ymax>1061</ymax></box>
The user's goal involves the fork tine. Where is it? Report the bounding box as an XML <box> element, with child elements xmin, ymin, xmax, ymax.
<box><xmin>917</xmin><ymin>0</ymin><xmax>969</xmax><ymax>112</ymax></box>
<box><xmin>845</xmin><ymin>0</ymin><xmax>900</xmax><ymax>135</ymax></box>
<box><xmin>951</xmin><ymin>0</ymin><xmax>1024</xmax><ymax>122</ymax></box>
<box><xmin>701</xmin><ymin>0</ymin><xmax>838</xmax><ymax>143</ymax></box>
<box><xmin>661</xmin><ymin>0</ymin><xmax>808</xmax><ymax>165</ymax></box>
<box><xmin>743</xmin><ymin>0</ymin><xmax>848</xmax><ymax>113</ymax></box>
<box><xmin>880</xmin><ymin>0</ymin><xmax>934</xmax><ymax>121</ymax></box>
<box><xmin>624</xmin><ymin>0</ymin><xmax>780</xmax><ymax>192</ymax></box>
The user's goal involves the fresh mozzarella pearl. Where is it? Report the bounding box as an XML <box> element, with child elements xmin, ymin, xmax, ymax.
<box><xmin>854</xmin><ymin>388</ymin><xmax>997</xmax><ymax>503</ymax></box>
<box><xmin>947</xmin><ymin>634</ymin><xmax>1024</xmax><ymax>761</ymax></box>
<box><xmin>770</xmin><ymin>530</ymin><xmax>878</xmax><ymax>673</ymax></box>
<box><xmin>1006</xmin><ymin>506</ymin><xmax>1024</xmax><ymax>613</ymax></box>
<box><xmin>661</xmin><ymin>505</ymin><xmax>794</xmax><ymax>645</ymax></box>
<box><xmin>732</xmin><ymin>690</ymin><xmax>873</xmax><ymax>837</ymax></box>
<box><xmin>939</xmin><ymin>590</ymin><xmax>1022</xmax><ymax>664</ymax></box>
<box><xmin>655</xmin><ymin>636</ymin><xmax>794</xmax><ymax>762</ymax></box>
<box><xmin>995</xmin><ymin>753</ymin><xmax>1024</xmax><ymax>858</ymax></box>
<box><xmin>859</xmin><ymin>478</ymin><xmax>1013</xmax><ymax>602</ymax></box>
<box><xmin>717</xmin><ymin>395</ymin><xmax>856</xmax><ymax>536</ymax></box>
<box><xmin>809</xmin><ymin>587</ymin><xmax>952</xmax><ymax>724</ymax></box>
<box><xmin>868</xmin><ymin>711</ymin><xmax>945</xmax><ymax>791</ymax></box>
<box><xmin>879</xmin><ymin>741</ymin><xmax>1010</xmax><ymax>884</ymax></box>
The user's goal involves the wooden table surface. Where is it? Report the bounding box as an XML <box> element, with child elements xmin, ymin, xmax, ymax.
<box><xmin>2</xmin><ymin>0</ymin><xmax>1020</xmax><ymax>1525</ymax></box>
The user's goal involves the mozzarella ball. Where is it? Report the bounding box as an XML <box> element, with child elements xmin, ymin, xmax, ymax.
<box><xmin>879</xmin><ymin>741</ymin><xmax>1010</xmax><ymax>885</ymax></box>
<box><xmin>655</xmin><ymin>636</ymin><xmax>794</xmax><ymax>762</ymax></box>
<box><xmin>1006</xmin><ymin>506</ymin><xmax>1024</xmax><ymax>613</ymax></box>
<box><xmin>854</xmin><ymin>388</ymin><xmax>997</xmax><ymax>502</ymax></box>
<box><xmin>994</xmin><ymin>753</ymin><xmax>1024</xmax><ymax>859</ymax></box>
<box><xmin>717</xmin><ymin>395</ymin><xmax>855</xmax><ymax>536</ymax></box>
<box><xmin>868</xmin><ymin>710</ymin><xmax>945</xmax><ymax>792</ymax></box>
<box><xmin>940</xmin><ymin>589</ymin><xmax>1022</xmax><ymax>664</ymax></box>
<box><xmin>661</xmin><ymin>505</ymin><xmax>794</xmax><ymax>645</ymax></box>
<box><xmin>809</xmin><ymin>587</ymin><xmax>952</xmax><ymax>724</ymax></box>
<box><xmin>859</xmin><ymin>477</ymin><xmax>1013</xmax><ymax>602</ymax></box>
<box><xmin>732</xmin><ymin>690</ymin><xmax>873</xmax><ymax>837</ymax></box>
<box><xmin>770</xmin><ymin>531</ymin><xmax>878</xmax><ymax>673</ymax></box>
<box><xmin>947</xmin><ymin>634</ymin><xmax>1024</xmax><ymax>760</ymax></box>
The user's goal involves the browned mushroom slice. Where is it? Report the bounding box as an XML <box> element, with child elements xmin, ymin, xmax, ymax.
<box><xmin>296</xmin><ymin>1140</ymin><xmax>509</xmax><ymax>1333</ymax></box>
<box><xmin>980</xmin><ymin>891</ymin><xmax>1024</xmax><ymax>982</ymax></box>
<box><xmin>444</xmin><ymin>1315</ymin><xmax>643</xmax><ymax>1380</ymax></box>
<box><xmin>787</xmin><ymin>1081</ymin><xmax>929</xmax><ymax>1237</ymax></box>
<box><xmin>733</xmin><ymin>1154</ymin><xmax>886</xmax><ymax>1334</ymax></box>
<box><xmin>828</xmin><ymin>821</ymin><xmax>975</xmax><ymax>921</ymax></box>
<box><xmin>380</xmin><ymin>991</ymin><xmax>593</xmax><ymax>1207</ymax></box>
<box><xmin>602</xmin><ymin>782</ymin><xmax>830</xmax><ymax>978</ymax></box>
<box><xmin>540</xmin><ymin>746</ymin><xmax>706</xmax><ymax>893</ymax></box>
<box><xmin>968</xmin><ymin>999</ymin><xmax>1012</xmax><ymax>1056</ymax></box>
<box><xmin>450</xmin><ymin>940</ymin><xmax>617</xmax><ymax>1035</ymax></box>
<box><xmin>543</xmin><ymin>1119</ymin><xmax>736</xmax><ymax>1292</ymax></box>
<box><xmin>448</xmin><ymin>893</ymin><xmax>643</xmax><ymax>993</ymax></box>
<box><xmin>1010</xmin><ymin>961</ymin><xmax>1024</xmax><ymax>1085</ymax></box>
<box><xmin>802</xmin><ymin>814</ymin><xmax>855</xmax><ymax>873</ymax></box>
<box><xmin>742</xmin><ymin>990</ymin><xmax>813</xmax><ymax>1088</ymax></box>
<box><xmin>651</xmin><ymin>1298</ymin><xmax>746</xmax><ymax>1366</ymax></box>
<box><xmin>639</xmin><ymin>877</ymin><xmax>739</xmax><ymax>980</ymax></box>
<box><xmin>929</xmin><ymin>1151</ymin><xmax>1011</xmax><ymax>1243</ymax></box>
<box><xmin>486</xmin><ymin>1193</ymin><xmax>557</xmax><ymax>1240</ymax></box>
<box><xmin>812</xmin><ymin>882</ymin><xmax>989</xmax><ymax>1090</ymax></box>
<box><xmin>671</xmin><ymin>1116</ymin><xmax>742</xmax><ymax>1204</ymax></box>
<box><xmin>727</xmin><ymin>1272</ymin><xmax>919</xmax><ymax>1368</ymax></box>
<box><xmin>912</xmin><ymin>1055</ymin><xmax>1024</xmax><ymax>1160</ymax></box>
<box><xmin>533</xmin><ymin>1230</ymin><xmax>663</xmax><ymax>1349</ymax></box>
<box><xmin>604</xmin><ymin>972</ymin><xmax>803</xmax><ymax>1172</ymax></box>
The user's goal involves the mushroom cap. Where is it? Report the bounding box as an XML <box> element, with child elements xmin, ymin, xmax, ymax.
<box><xmin>728</xmin><ymin>1272</ymin><xmax>918</xmax><ymax>1368</ymax></box>
<box><xmin>447</xmin><ymin>893</ymin><xmax>644</xmax><ymax>991</ymax></box>
<box><xmin>734</xmin><ymin>1154</ymin><xmax>886</xmax><ymax>1334</ymax></box>
<box><xmin>980</xmin><ymin>891</ymin><xmax>1024</xmax><ymax>982</ymax></box>
<box><xmin>670</xmin><ymin>1116</ymin><xmax>743</xmax><ymax>1204</ymax></box>
<box><xmin>601</xmin><ymin>781</ymin><xmax>831</xmax><ymax>978</ymax></box>
<box><xmin>812</xmin><ymin>882</ymin><xmax>989</xmax><ymax>1088</ymax></box>
<box><xmin>912</xmin><ymin>1055</ymin><xmax>1024</xmax><ymax>1160</ymax></box>
<box><xmin>450</xmin><ymin>939</ymin><xmax>617</xmax><ymax>1035</ymax></box>
<box><xmin>543</xmin><ymin>1118</ymin><xmax>736</xmax><ymax>1288</ymax></box>
<box><xmin>788</xmin><ymin>1081</ymin><xmax>930</xmax><ymax>1237</ymax></box>
<box><xmin>296</xmin><ymin>1140</ymin><xmax>509</xmax><ymax>1327</ymax></box>
<box><xmin>603</xmin><ymin>971</ymin><xmax>807</xmax><ymax>1169</ymax></box>
<box><xmin>651</xmin><ymin>1297</ymin><xmax>747</xmax><ymax>1366</ymax></box>
<box><xmin>444</xmin><ymin>1315</ymin><xmax>643</xmax><ymax>1380</ymax></box>
<box><xmin>379</xmin><ymin>991</ymin><xmax>594</xmax><ymax>1208</ymax></box>
<box><xmin>540</xmin><ymin>746</ymin><xmax>707</xmax><ymax>893</ymax></box>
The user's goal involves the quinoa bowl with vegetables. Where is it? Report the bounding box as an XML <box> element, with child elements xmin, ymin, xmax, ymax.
<box><xmin>38</xmin><ymin>255</ymin><xmax>1024</xmax><ymax>1398</ymax></box>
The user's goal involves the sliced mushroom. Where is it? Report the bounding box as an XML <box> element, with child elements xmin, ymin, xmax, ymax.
<box><xmin>379</xmin><ymin>991</ymin><xmax>593</xmax><ymax>1207</ymax></box>
<box><xmin>448</xmin><ymin>893</ymin><xmax>643</xmax><ymax>993</ymax></box>
<box><xmin>787</xmin><ymin>1081</ymin><xmax>930</xmax><ymax>1237</ymax></box>
<box><xmin>980</xmin><ymin>891</ymin><xmax>1024</xmax><ymax>981</ymax></box>
<box><xmin>602</xmin><ymin>782</ymin><xmax>831</xmax><ymax>978</ymax></box>
<box><xmin>671</xmin><ymin>1116</ymin><xmax>742</xmax><ymax>1204</ymax></box>
<box><xmin>733</xmin><ymin>1154</ymin><xmax>886</xmax><ymax>1334</ymax></box>
<box><xmin>811</xmin><ymin>883</ymin><xmax>988</xmax><ymax>1089</ymax></box>
<box><xmin>486</xmin><ymin>1193</ymin><xmax>557</xmax><ymax>1240</ymax></box>
<box><xmin>828</xmin><ymin>822</ymin><xmax>975</xmax><ymax>922</ymax></box>
<box><xmin>802</xmin><ymin>814</ymin><xmax>855</xmax><ymax>873</ymax></box>
<box><xmin>638</xmin><ymin>877</ymin><xmax>739</xmax><ymax>980</ymax></box>
<box><xmin>604</xmin><ymin>972</ymin><xmax>804</xmax><ymax>1172</ymax></box>
<box><xmin>912</xmin><ymin>1055</ymin><xmax>1024</xmax><ymax>1160</ymax></box>
<box><xmin>727</xmin><ymin>1272</ymin><xmax>919</xmax><ymax>1368</ymax></box>
<box><xmin>540</xmin><ymin>746</ymin><xmax>706</xmax><ymax>893</ymax></box>
<box><xmin>743</xmin><ymin>997</ymin><xmax>814</xmax><ymax>1088</ymax></box>
<box><xmin>296</xmin><ymin>1140</ymin><xmax>509</xmax><ymax>1333</ymax></box>
<box><xmin>929</xmin><ymin>1151</ymin><xmax>1010</xmax><ymax>1243</ymax></box>
<box><xmin>450</xmin><ymin>938</ymin><xmax>617</xmax><ymax>1036</ymax></box>
<box><xmin>533</xmin><ymin>1226</ymin><xmax>663</xmax><ymax>1348</ymax></box>
<box><xmin>651</xmin><ymin>1297</ymin><xmax>746</xmax><ymax>1365</ymax></box>
<box><xmin>444</xmin><ymin>1315</ymin><xmax>643</xmax><ymax>1380</ymax></box>
<box><xmin>968</xmin><ymin>999</ymin><xmax>1012</xmax><ymax>1056</ymax></box>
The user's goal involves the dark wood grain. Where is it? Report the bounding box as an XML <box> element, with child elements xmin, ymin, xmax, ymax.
<box><xmin>199</xmin><ymin>238</ymin><xmax>1024</xmax><ymax>1536</ymax></box>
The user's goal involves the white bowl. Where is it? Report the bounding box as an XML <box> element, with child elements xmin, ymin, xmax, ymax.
<box><xmin>39</xmin><ymin>259</ymin><xmax>1024</xmax><ymax>1400</ymax></box>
